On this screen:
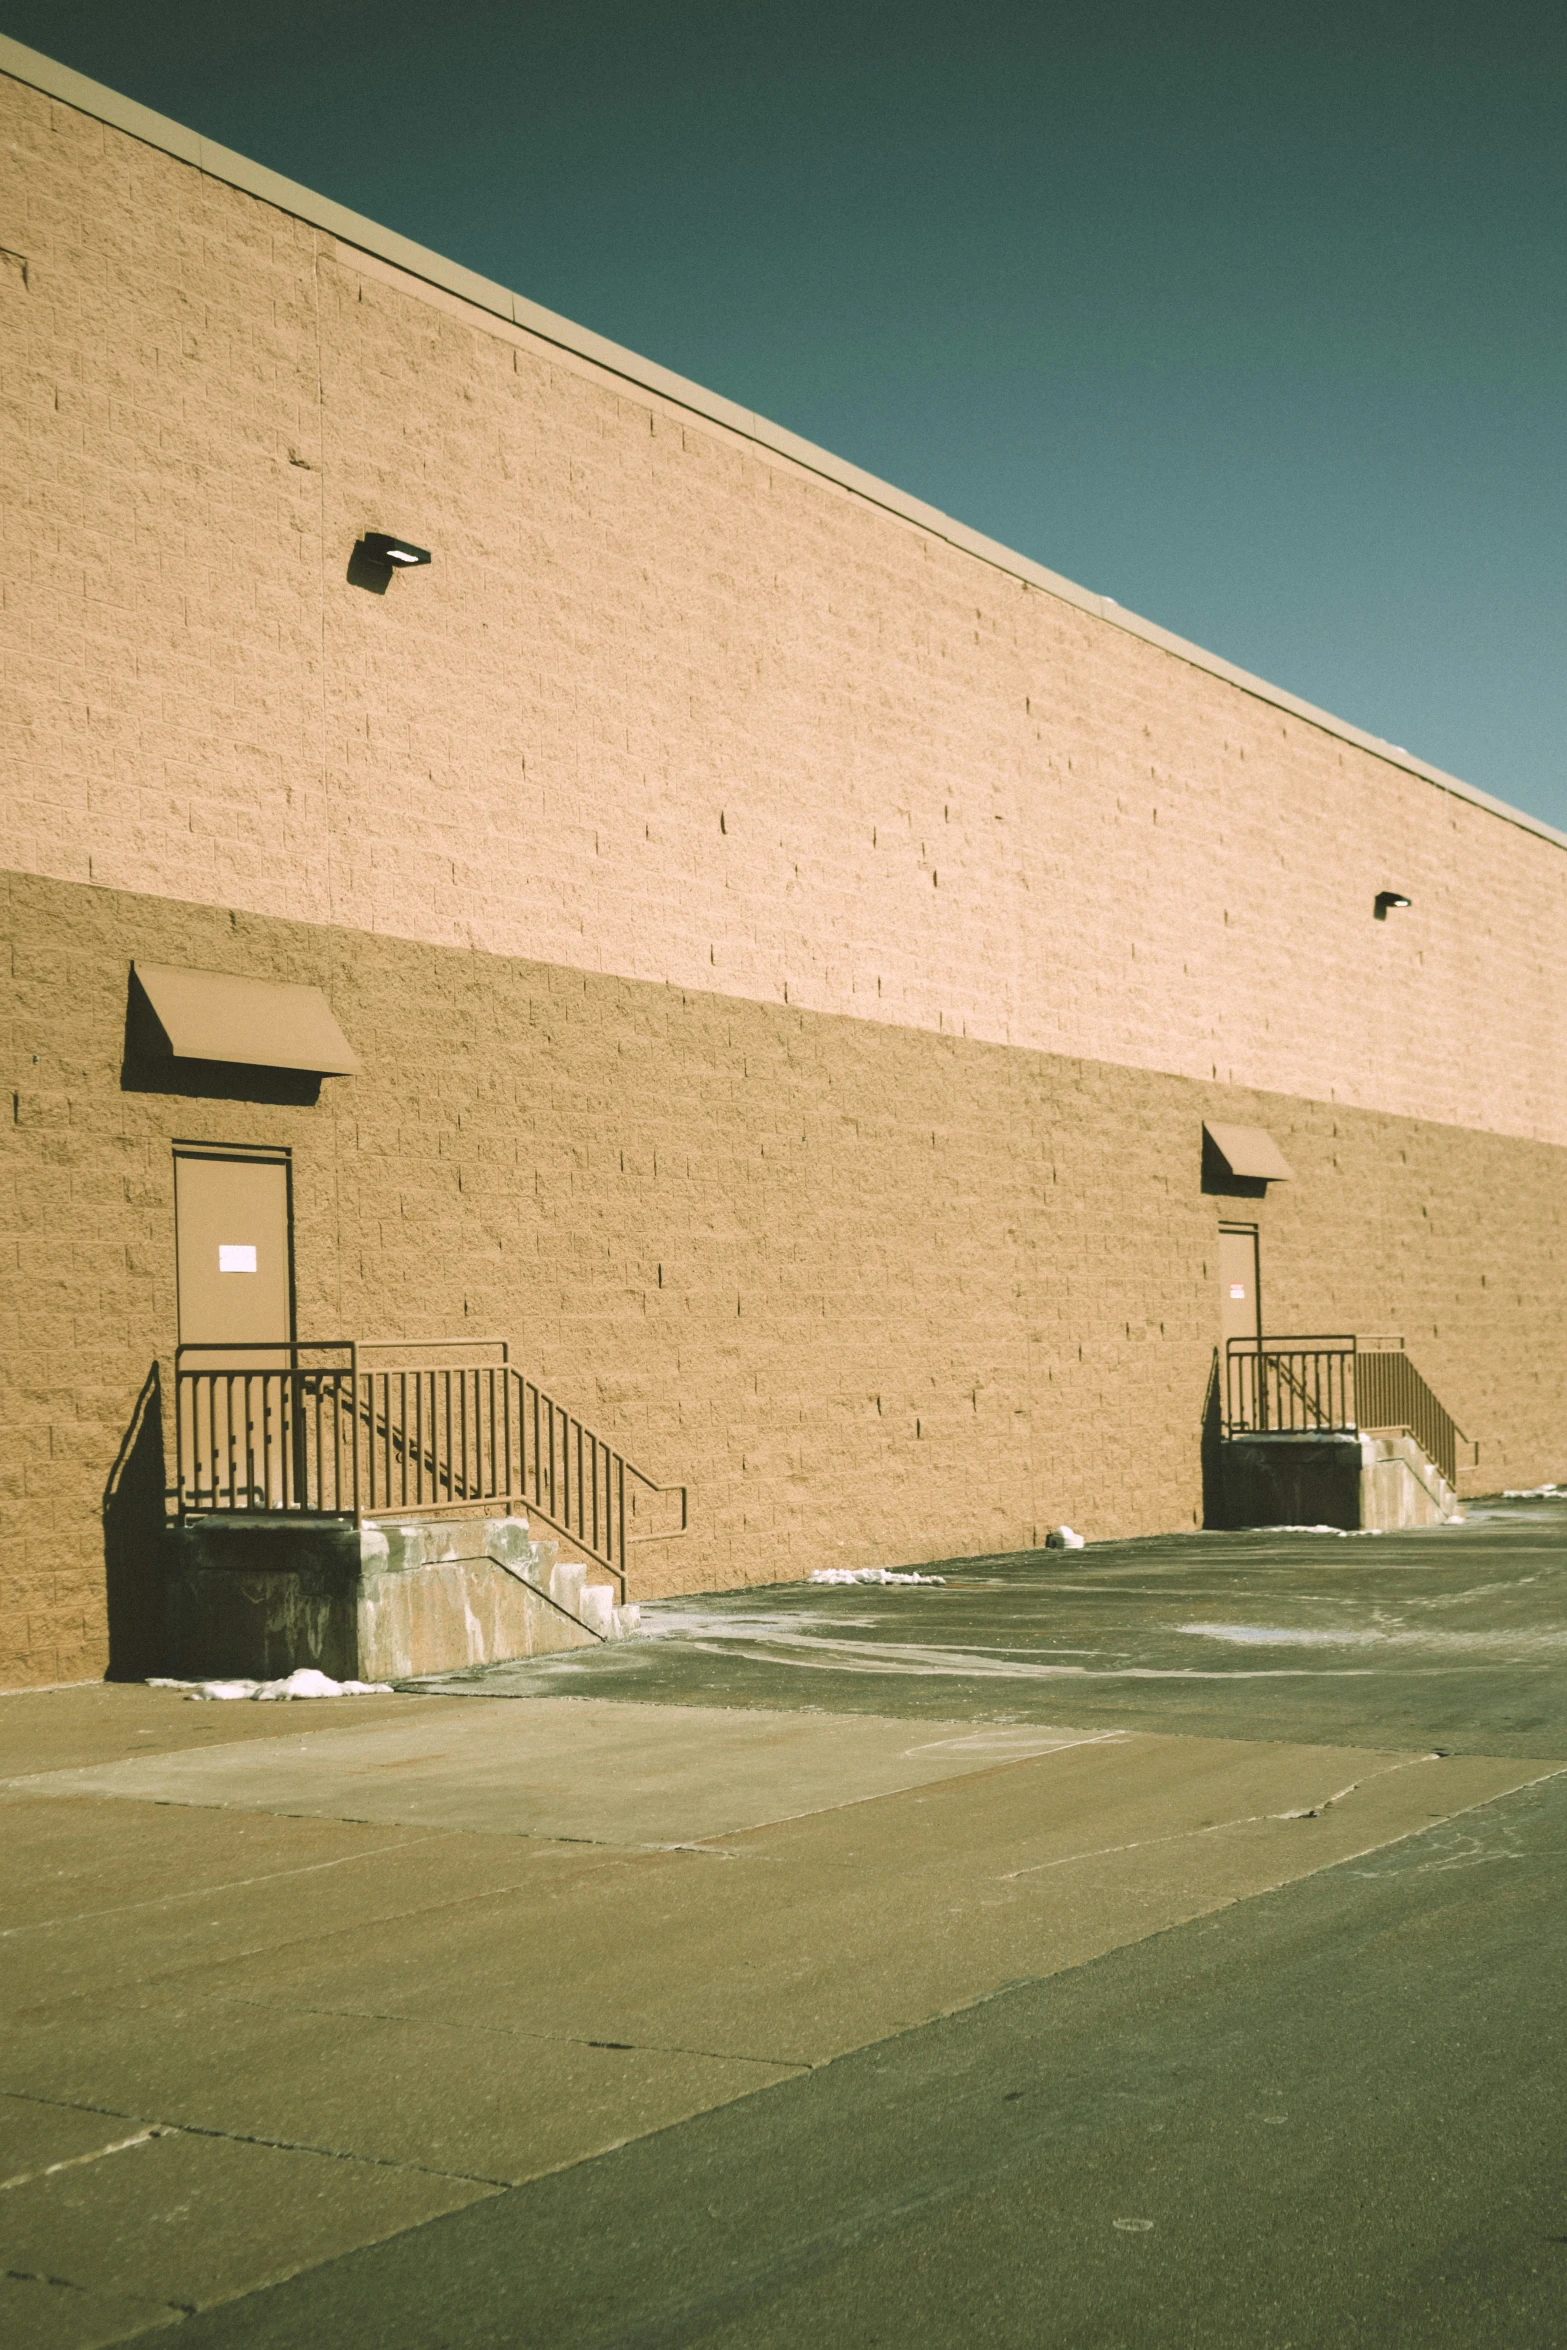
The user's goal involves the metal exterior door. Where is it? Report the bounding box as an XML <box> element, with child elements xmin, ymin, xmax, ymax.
<box><xmin>174</xmin><ymin>1154</ymin><xmax>292</xmax><ymax>1345</ymax></box>
<box><xmin>1218</xmin><ymin>1224</ymin><xmax>1261</xmax><ymax>1347</ymax></box>
<box><xmin>174</xmin><ymin>1153</ymin><xmax>293</xmax><ymax>1508</ymax></box>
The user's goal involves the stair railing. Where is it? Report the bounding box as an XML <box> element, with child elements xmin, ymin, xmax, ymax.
<box><xmin>1225</xmin><ymin>1336</ymin><xmax>1357</xmax><ymax>1439</ymax></box>
<box><xmin>1352</xmin><ymin>1342</ymin><xmax>1469</xmax><ymax>1489</ymax></box>
<box><xmin>170</xmin><ymin>1337</ymin><xmax>686</xmax><ymax>1599</ymax></box>
<box><xmin>1223</xmin><ymin>1333</ymin><xmax>1471</xmax><ymax>1490</ymax></box>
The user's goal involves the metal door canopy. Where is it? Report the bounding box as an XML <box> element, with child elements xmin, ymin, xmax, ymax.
<box><xmin>1203</xmin><ymin>1122</ymin><xmax>1294</xmax><ymax>1184</ymax></box>
<box><xmin>133</xmin><ymin>962</ymin><xmax>360</xmax><ymax>1074</ymax></box>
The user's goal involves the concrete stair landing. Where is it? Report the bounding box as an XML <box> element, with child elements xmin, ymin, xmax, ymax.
<box><xmin>166</xmin><ymin>1514</ymin><xmax>638</xmax><ymax>1685</ymax></box>
<box><xmin>1219</xmin><ymin>1430</ymin><xmax>1462</xmax><ymax>1533</ymax></box>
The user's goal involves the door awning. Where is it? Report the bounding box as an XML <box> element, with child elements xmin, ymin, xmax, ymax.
<box><xmin>132</xmin><ymin>963</ymin><xmax>361</xmax><ymax>1075</ymax></box>
<box><xmin>1203</xmin><ymin>1122</ymin><xmax>1293</xmax><ymax>1183</ymax></box>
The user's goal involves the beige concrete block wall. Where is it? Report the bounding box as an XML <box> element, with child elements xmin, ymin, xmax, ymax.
<box><xmin>6</xmin><ymin>870</ymin><xmax>1566</xmax><ymax>1688</ymax></box>
<box><xmin>4</xmin><ymin>67</ymin><xmax>1567</xmax><ymax>1151</ymax></box>
<box><xmin>4</xmin><ymin>61</ymin><xmax>1565</xmax><ymax>1688</ymax></box>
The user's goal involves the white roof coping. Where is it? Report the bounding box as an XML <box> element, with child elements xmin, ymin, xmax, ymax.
<box><xmin>5</xmin><ymin>29</ymin><xmax>1563</xmax><ymax>861</ymax></box>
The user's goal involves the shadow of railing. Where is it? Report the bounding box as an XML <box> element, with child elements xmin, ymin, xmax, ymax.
<box><xmin>104</xmin><ymin>1362</ymin><xmax>171</xmax><ymax>1680</ymax></box>
<box><xmin>1199</xmin><ymin>1349</ymin><xmax>1231</xmax><ymax>1528</ymax></box>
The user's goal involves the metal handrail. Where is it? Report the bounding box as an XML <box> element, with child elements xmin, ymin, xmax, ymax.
<box><xmin>1224</xmin><ymin>1335</ymin><xmax>1357</xmax><ymax>1440</ymax></box>
<box><xmin>1223</xmin><ymin>1332</ymin><xmax>1468</xmax><ymax>1487</ymax></box>
<box><xmin>172</xmin><ymin>1339</ymin><xmax>361</xmax><ymax>1520</ymax></box>
<box><xmin>1354</xmin><ymin>1347</ymin><xmax>1467</xmax><ymax>1489</ymax></box>
<box><xmin>170</xmin><ymin>1339</ymin><xmax>687</xmax><ymax>1599</ymax></box>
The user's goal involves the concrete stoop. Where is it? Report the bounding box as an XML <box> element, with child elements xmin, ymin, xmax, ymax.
<box><xmin>1219</xmin><ymin>1431</ymin><xmax>1461</xmax><ymax>1533</ymax></box>
<box><xmin>165</xmin><ymin>1514</ymin><xmax>639</xmax><ymax>1683</ymax></box>
<box><xmin>1359</xmin><ymin>1431</ymin><xmax>1461</xmax><ymax>1528</ymax></box>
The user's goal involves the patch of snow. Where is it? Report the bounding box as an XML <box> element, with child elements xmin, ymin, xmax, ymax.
<box><xmin>809</xmin><ymin>1567</ymin><xmax>947</xmax><ymax>1586</ymax></box>
<box><xmin>1178</xmin><ymin>1621</ymin><xmax>1567</xmax><ymax>1655</ymax></box>
<box><xmin>642</xmin><ymin>1623</ymin><xmax>1376</xmax><ymax>1680</ymax></box>
<box><xmin>1246</xmin><ymin>1524</ymin><xmax>1383</xmax><ymax>1538</ymax></box>
<box><xmin>1179</xmin><ymin>1623</ymin><xmax>1381</xmax><ymax>1648</ymax></box>
<box><xmin>1045</xmin><ymin>1526</ymin><xmax>1086</xmax><ymax>1550</ymax></box>
<box><xmin>147</xmin><ymin>1669</ymin><xmax>394</xmax><ymax>1702</ymax></box>
<box><xmin>1503</xmin><ymin>1483</ymin><xmax>1566</xmax><ymax>1499</ymax></box>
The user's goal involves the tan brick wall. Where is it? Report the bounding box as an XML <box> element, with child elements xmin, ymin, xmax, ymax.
<box><xmin>4</xmin><ymin>70</ymin><xmax>1567</xmax><ymax>1153</ymax></box>
<box><xmin>6</xmin><ymin>869</ymin><xmax>1566</xmax><ymax>1688</ymax></box>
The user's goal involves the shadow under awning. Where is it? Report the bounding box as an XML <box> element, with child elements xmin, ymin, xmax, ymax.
<box><xmin>1203</xmin><ymin>1121</ymin><xmax>1293</xmax><ymax>1184</ymax></box>
<box><xmin>131</xmin><ymin>962</ymin><xmax>361</xmax><ymax>1075</ymax></box>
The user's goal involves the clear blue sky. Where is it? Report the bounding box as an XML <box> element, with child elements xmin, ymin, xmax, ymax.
<box><xmin>7</xmin><ymin>1</ymin><xmax>1565</xmax><ymax>828</ymax></box>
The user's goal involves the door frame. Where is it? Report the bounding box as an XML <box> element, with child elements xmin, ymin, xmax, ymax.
<box><xmin>1217</xmin><ymin>1219</ymin><xmax>1262</xmax><ymax>1339</ymax></box>
<box><xmin>172</xmin><ymin>1141</ymin><xmax>297</xmax><ymax>1347</ymax></box>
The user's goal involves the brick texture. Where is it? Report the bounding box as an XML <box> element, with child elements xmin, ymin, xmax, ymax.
<box><xmin>4</xmin><ymin>73</ymin><xmax>1566</xmax><ymax>1687</ymax></box>
<box><xmin>4</xmin><ymin>870</ymin><xmax>1565</xmax><ymax>1688</ymax></box>
<box><xmin>3</xmin><ymin>71</ymin><xmax>1566</xmax><ymax>1151</ymax></box>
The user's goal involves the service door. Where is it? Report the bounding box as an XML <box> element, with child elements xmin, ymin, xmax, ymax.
<box><xmin>1218</xmin><ymin>1223</ymin><xmax>1261</xmax><ymax>1435</ymax></box>
<box><xmin>174</xmin><ymin>1152</ymin><xmax>293</xmax><ymax>1507</ymax></box>
<box><xmin>175</xmin><ymin>1153</ymin><xmax>292</xmax><ymax>1346</ymax></box>
<box><xmin>1218</xmin><ymin>1224</ymin><xmax>1261</xmax><ymax>1349</ymax></box>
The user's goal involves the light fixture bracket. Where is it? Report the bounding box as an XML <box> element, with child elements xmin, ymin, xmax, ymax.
<box><xmin>362</xmin><ymin>532</ymin><xmax>432</xmax><ymax>569</ymax></box>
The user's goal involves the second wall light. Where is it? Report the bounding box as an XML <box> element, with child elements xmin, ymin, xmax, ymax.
<box><xmin>362</xmin><ymin>533</ymin><xmax>432</xmax><ymax>569</ymax></box>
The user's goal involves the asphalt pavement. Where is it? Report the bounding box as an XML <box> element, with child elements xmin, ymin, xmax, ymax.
<box><xmin>4</xmin><ymin>1499</ymin><xmax>1565</xmax><ymax>2347</ymax></box>
<box><xmin>415</xmin><ymin>1495</ymin><xmax>1567</xmax><ymax>1756</ymax></box>
<box><xmin>177</xmin><ymin>1766</ymin><xmax>1567</xmax><ymax>2350</ymax></box>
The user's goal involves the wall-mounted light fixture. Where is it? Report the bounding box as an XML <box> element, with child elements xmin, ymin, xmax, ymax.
<box><xmin>1374</xmin><ymin>890</ymin><xmax>1412</xmax><ymax>920</ymax></box>
<box><xmin>362</xmin><ymin>533</ymin><xmax>431</xmax><ymax>569</ymax></box>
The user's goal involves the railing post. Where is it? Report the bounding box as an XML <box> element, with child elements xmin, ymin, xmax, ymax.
<box><xmin>350</xmin><ymin>1341</ymin><xmax>361</xmax><ymax>1521</ymax></box>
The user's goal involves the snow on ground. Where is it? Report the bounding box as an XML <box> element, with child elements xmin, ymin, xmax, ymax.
<box><xmin>148</xmin><ymin>1669</ymin><xmax>394</xmax><ymax>1702</ymax></box>
<box><xmin>809</xmin><ymin>1568</ymin><xmax>947</xmax><ymax>1587</ymax></box>
<box><xmin>1179</xmin><ymin>1622</ymin><xmax>1567</xmax><ymax>1654</ymax></box>
<box><xmin>1247</xmin><ymin>1524</ymin><xmax>1383</xmax><ymax>1538</ymax></box>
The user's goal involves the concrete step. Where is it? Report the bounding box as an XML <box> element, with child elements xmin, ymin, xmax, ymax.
<box><xmin>1217</xmin><ymin>1431</ymin><xmax>1462</xmax><ymax>1532</ymax></box>
<box><xmin>1358</xmin><ymin>1431</ymin><xmax>1460</xmax><ymax>1529</ymax></box>
<box><xmin>167</xmin><ymin>1512</ymin><xmax>640</xmax><ymax>1684</ymax></box>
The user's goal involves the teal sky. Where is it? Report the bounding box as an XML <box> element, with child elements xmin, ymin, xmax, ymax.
<box><xmin>7</xmin><ymin>2</ymin><xmax>1565</xmax><ymax>829</ymax></box>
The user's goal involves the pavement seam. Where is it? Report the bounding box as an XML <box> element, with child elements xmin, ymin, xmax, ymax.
<box><xmin>0</xmin><ymin>2122</ymin><xmax>176</xmax><ymax>2194</ymax></box>
<box><xmin>0</xmin><ymin>2086</ymin><xmax>512</xmax><ymax>2191</ymax></box>
<box><xmin>0</xmin><ymin>1828</ymin><xmax>457</xmax><ymax>1941</ymax></box>
<box><xmin>996</xmin><ymin>1750</ymin><xmax>1442</xmax><ymax>1878</ymax></box>
<box><xmin>0</xmin><ymin>1844</ymin><xmax>666</xmax><ymax>2007</ymax></box>
<box><xmin>210</xmin><ymin>1993</ymin><xmax>813</xmax><ymax>2072</ymax></box>
<box><xmin>3</xmin><ymin>2264</ymin><xmax>194</xmax><ymax>2326</ymax></box>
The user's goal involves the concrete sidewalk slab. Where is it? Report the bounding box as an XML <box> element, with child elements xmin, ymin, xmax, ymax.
<box><xmin>0</xmin><ymin>1798</ymin><xmax>429</xmax><ymax>1938</ymax></box>
<box><xmin>0</xmin><ymin>1684</ymin><xmax>472</xmax><ymax>1778</ymax></box>
<box><xmin>0</xmin><ymin>2003</ymin><xmax>797</xmax><ymax>2185</ymax></box>
<box><xmin>0</xmin><ymin>1802</ymin><xmax>629</xmax><ymax>2016</ymax></box>
<box><xmin>134</xmin><ymin>1736</ymin><xmax>1546</xmax><ymax>2070</ymax></box>
<box><xmin>4</xmin><ymin>1700</ymin><xmax>1117</xmax><ymax>1845</ymax></box>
